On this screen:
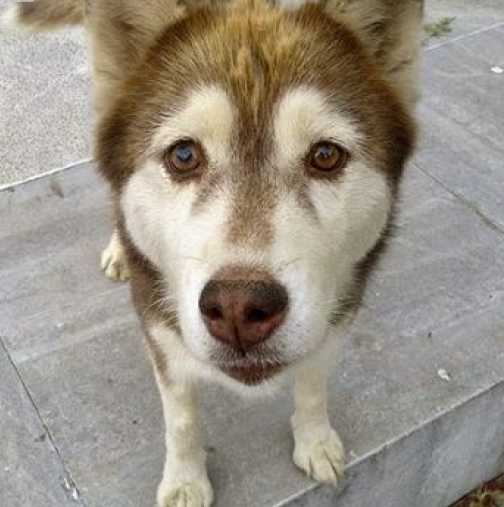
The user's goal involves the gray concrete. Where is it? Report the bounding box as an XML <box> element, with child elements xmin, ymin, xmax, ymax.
<box><xmin>425</xmin><ymin>0</ymin><xmax>504</xmax><ymax>48</ymax></box>
<box><xmin>419</xmin><ymin>24</ymin><xmax>504</xmax><ymax>232</ymax></box>
<box><xmin>0</xmin><ymin>0</ymin><xmax>91</xmax><ymax>186</ymax></box>
<box><xmin>0</xmin><ymin>339</ymin><xmax>80</xmax><ymax>506</ymax></box>
<box><xmin>1</xmin><ymin>1</ymin><xmax>504</xmax><ymax>507</ymax></box>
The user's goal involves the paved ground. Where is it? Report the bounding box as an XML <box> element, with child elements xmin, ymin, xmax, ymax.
<box><xmin>0</xmin><ymin>0</ymin><xmax>91</xmax><ymax>187</ymax></box>
<box><xmin>1</xmin><ymin>1</ymin><xmax>504</xmax><ymax>507</ymax></box>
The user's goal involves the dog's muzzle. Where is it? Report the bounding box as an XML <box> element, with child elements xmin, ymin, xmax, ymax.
<box><xmin>198</xmin><ymin>265</ymin><xmax>288</xmax><ymax>384</ymax></box>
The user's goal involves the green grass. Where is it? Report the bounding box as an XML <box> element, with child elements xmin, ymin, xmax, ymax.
<box><xmin>424</xmin><ymin>16</ymin><xmax>456</xmax><ymax>38</ymax></box>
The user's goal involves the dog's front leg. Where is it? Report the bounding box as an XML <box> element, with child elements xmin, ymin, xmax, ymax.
<box><xmin>291</xmin><ymin>364</ymin><xmax>345</xmax><ymax>486</ymax></box>
<box><xmin>155</xmin><ymin>375</ymin><xmax>213</xmax><ymax>507</ymax></box>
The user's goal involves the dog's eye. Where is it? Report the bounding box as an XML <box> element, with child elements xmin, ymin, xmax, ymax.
<box><xmin>308</xmin><ymin>142</ymin><xmax>349</xmax><ymax>176</ymax></box>
<box><xmin>163</xmin><ymin>140</ymin><xmax>204</xmax><ymax>178</ymax></box>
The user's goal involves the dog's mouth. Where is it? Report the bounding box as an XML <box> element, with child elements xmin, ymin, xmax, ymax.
<box><xmin>207</xmin><ymin>341</ymin><xmax>287</xmax><ymax>385</ymax></box>
<box><xmin>210</xmin><ymin>350</ymin><xmax>284</xmax><ymax>384</ymax></box>
<box><xmin>220</xmin><ymin>361</ymin><xmax>283</xmax><ymax>385</ymax></box>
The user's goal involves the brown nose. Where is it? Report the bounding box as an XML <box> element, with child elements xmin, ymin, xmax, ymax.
<box><xmin>199</xmin><ymin>268</ymin><xmax>288</xmax><ymax>354</ymax></box>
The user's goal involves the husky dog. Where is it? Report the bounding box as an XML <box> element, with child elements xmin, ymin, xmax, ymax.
<box><xmin>3</xmin><ymin>0</ymin><xmax>423</xmax><ymax>505</ymax></box>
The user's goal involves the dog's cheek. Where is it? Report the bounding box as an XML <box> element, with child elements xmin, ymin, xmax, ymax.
<box><xmin>270</xmin><ymin>164</ymin><xmax>390</xmax><ymax>358</ymax></box>
<box><xmin>175</xmin><ymin>196</ymin><xmax>233</xmax><ymax>357</ymax></box>
<box><xmin>306</xmin><ymin>163</ymin><xmax>392</xmax><ymax>307</ymax></box>
<box><xmin>122</xmin><ymin>162</ymin><xmax>233</xmax><ymax>359</ymax></box>
<box><xmin>270</xmin><ymin>193</ymin><xmax>346</xmax><ymax>357</ymax></box>
<box><xmin>339</xmin><ymin>163</ymin><xmax>392</xmax><ymax>261</ymax></box>
<box><xmin>121</xmin><ymin>163</ymin><xmax>165</xmax><ymax>268</ymax></box>
<box><xmin>121</xmin><ymin>162</ymin><xmax>196</xmax><ymax>275</ymax></box>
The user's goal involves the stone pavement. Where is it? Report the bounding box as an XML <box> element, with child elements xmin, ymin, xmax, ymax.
<box><xmin>1</xmin><ymin>1</ymin><xmax>504</xmax><ymax>506</ymax></box>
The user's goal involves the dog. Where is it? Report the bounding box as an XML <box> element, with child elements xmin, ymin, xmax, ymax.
<box><xmin>3</xmin><ymin>0</ymin><xmax>423</xmax><ymax>505</ymax></box>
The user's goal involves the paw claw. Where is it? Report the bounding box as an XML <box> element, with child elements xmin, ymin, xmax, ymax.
<box><xmin>158</xmin><ymin>480</ymin><xmax>213</xmax><ymax>507</ymax></box>
<box><xmin>293</xmin><ymin>427</ymin><xmax>345</xmax><ymax>487</ymax></box>
<box><xmin>101</xmin><ymin>233</ymin><xmax>130</xmax><ymax>282</ymax></box>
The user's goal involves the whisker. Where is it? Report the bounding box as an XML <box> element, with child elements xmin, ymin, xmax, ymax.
<box><xmin>181</xmin><ymin>255</ymin><xmax>208</xmax><ymax>264</ymax></box>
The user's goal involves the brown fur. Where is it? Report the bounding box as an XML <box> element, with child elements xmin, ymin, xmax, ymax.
<box><xmin>96</xmin><ymin>1</ymin><xmax>415</xmax><ymax>189</ymax></box>
<box><xmin>118</xmin><ymin>222</ymin><xmax>179</xmax><ymax>383</ymax></box>
<box><xmin>90</xmin><ymin>0</ymin><xmax>417</xmax><ymax>327</ymax></box>
<box><xmin>86</xmin><ymin>0</ymin><xmax>186</xmax><ymax>117</ymax></box>
<box><xmin>14</xmin><ymin>0</ymin><xmax>85</xmax><ymax>29</ymax></box>
<box><xmin>325</xmin><ymin>0</ymin><xmax>424</xmax><ymax>104</ymax></box>
<box><xmin>9</xmin><ymin>0</ymin><xmax>420</xmax><ymax>381</ymax></box>
<box><xmin>94</xmin><ymin>4</ymin><xmax>414</xmax><ymax>355</ymax></box>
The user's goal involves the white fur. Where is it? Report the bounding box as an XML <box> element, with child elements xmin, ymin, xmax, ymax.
<box><xmin>274</xmin><ymin>87</ymin><xmax>363</xmax><ymax>171</ymax></box>
<box><xmin>267</xmin><ymin>87</ymin><xmax>390</xmax><ymax>362</ymax></box>
<box><xmin>276</xmin><ymin>0</ymin><xmax>317</xmax><ymax>11</ymax></box>
<box><xmin>153</xmin><ymin>367</ymin><xmax>213</xmax><ymax>507</ymax></box>
<box><xmin>1</xmin><ymin>5</ymin><xmax>22</xmax><ymax>32</ymax></box>
<box><xmin>291</xmin><ymin>364</ymin><xmax>345</xmax><ymax>485</ymax></box>
<box><xmin>150</xmin><ymin>323</ymin><xmax>346</xmax><ymax>505</ymax></box>
<box><xmin>149</xmin><ymin>322</ymin><xmax>291</xmax><ymax>398</ymax></box>
<box><xmin>101</xmin><ymin>228</ymin><xmax>130</xmax><ymax>281</ymax></box>
<box><xmin>150</xmin><ymin>85</ymin><xmax>234</xmax><ymax>164</ymax></box>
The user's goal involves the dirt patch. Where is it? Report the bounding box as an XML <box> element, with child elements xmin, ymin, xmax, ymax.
<box><xmin>452</xmin><ymin>475</ymin><xmax>504</xmax><ymax>507</ymax></box>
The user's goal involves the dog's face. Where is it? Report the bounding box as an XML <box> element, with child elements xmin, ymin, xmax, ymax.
<box><xmin>98</xmin><ymin>1</ymin><xmax>415</xmax><ymax>387</ymax></box>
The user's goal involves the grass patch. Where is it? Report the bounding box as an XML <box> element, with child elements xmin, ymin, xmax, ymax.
<box><xmin>424</xmin><ymin>17</ymin><xmax>456</xmax><ymax>38</ymax></box>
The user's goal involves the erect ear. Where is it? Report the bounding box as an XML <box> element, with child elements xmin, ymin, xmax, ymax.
<box><xmin>323</xmin><ymin>0</ymin><xmax>424</xmax><ymax>107</ymax></box>
<box><xmin>278</xmin><ymin>0</ymin><xmax>424</xmax><ymax>107</ymax></box>
<box><xmin>89</xmin><ymin>0</ymin><xmax>187</xmax><ymax>115</ymax></box>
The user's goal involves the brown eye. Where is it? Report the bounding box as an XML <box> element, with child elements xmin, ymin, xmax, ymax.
<box><xmin>308</xmin><ymin>142</ymin><xmax>349</xmax><ymax>176</ymax></box>
<box><xmin>164</xmin><ymin>140</ymin><xmax>204</xmax><ymax>178</ymax></box>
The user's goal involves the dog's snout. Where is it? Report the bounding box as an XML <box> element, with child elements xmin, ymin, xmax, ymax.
<box><xmin>199</xmin><ymin>268</ymin><xmax>288</xmax><ymax>353</ymax></box>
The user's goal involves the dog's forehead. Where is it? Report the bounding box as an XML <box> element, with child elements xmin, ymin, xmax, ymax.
<box><xmin>152</xmin><ymin>84</ymin><xmax>360</xmax><ymax>166</ymax></box>
<box><xmin>145</xmin><ymin>2</ymin><xmax>367</xmax><ymax>119</ymax></box>
<box><xmin>148</xmin><ymin>3</ymin><xmax>369</xmax><ymax>155</ymax></box>
<box><xmin>152</xmin><ymin>86</ymin><xmax>235</xmax><ymax>159</ymax></box>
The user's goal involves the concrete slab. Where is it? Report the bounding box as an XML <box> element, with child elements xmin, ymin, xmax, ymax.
<box><xmin>425</xmin><ymin>0</ymin><xmax>504</xmax><ymax>49</ymax></box>
<box><xmin>417</xmin><ymin>25</ymin><xmax>504</xmax><ymax>231</ymax></box>
<box><xmin>0</xmin><ymin>0</ymin><xmax>91</xmax><ymax>186</ymax></box>
<box><xmin>0</xmin><ymin>339</ymin><xmax>81</xmax><ymax>506</ymax></box>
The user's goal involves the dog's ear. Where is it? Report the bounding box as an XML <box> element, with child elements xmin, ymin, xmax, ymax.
<box><xmin>278</xmin><ymin>0</ymin><xmax>423</xmax><ymax>106</ymax></box>
<box><xmin>323</xmin><ymin>0</ymin><xmax>424</xmax><ymax>106</ymax></box>
<box><xmin>90</xmin><ymin>0</ymin><xmax>188</xmax><ymax>114</ymax></box>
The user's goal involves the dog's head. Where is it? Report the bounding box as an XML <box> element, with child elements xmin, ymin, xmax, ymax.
<box><xmin>97</xmin><ymin>0</ymin><xmax>418</xmax><ymax>387</ymax></box>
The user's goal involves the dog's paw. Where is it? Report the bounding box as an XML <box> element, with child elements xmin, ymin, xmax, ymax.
<box><xmin>100</xmin><ymin>233</ymin><xmax>130</xmax><ymax>281</ymax></box>
<box><xmin>157</xmin><ymin>472</ymin><xmax>213</xmax><ymax>507</ymax></box>
<box><xmin>292</xmin><ymin>425</ymin><xmax>345</xmax><ymax>486</ymax></box>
